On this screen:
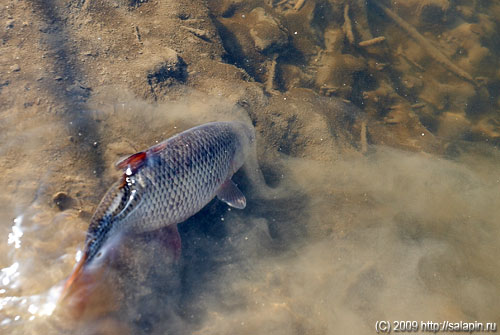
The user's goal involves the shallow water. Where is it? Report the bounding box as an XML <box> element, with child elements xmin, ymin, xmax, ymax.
<box><xmin>2</xmin><ymin>99</ymin><xmax>499</xmax><ymax>334</ymax></box>
<box><xmin>1</xmin><ymin>1</ymin><xmax>500</xmax><ymax>334</ymax></box>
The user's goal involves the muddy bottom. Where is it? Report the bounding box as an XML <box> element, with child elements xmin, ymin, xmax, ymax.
<box><xmin>1</xmin><ymin>0</ymin><xmax>500</xmax><ymax>334</ymax></box>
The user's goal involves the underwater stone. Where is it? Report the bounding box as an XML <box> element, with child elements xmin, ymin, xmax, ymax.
<box><xmin>472</xmin><ymin>117</ymin><xmax>500</xmax><ymax>139</ymax></box>
<box><xmin>115</xmin><ymin>0</ymin><xmax>148</xmax><ymax>8</ymax></box>
<box><xmin>145</xmin><ymin>51</ymin><xmax>187</xmax><ymax>85</ymax></box>
<box><xmin>278</xmin><ymin>64</ymin><xmax>312</xmax><ymax>91</ymax></box>
<box><xmin>248</xmin><ymin>7</ymin><xmax>288</xmax><ymax>54</ymax></box>
<box><xmin>418</xmin><ymin>0</ymin><xmax>450</xmax><ymax>24</ymax></box>
<box><xmin>5</xmin><ymin>19</ymin><xmax>15</xmax><ymax>29</ymax></box>
<box><xmin>129</xmin><ymin>49</ymin><xmax>187</xmax><ymax>100</ymax></box>
<box><xmin>10</xmin><ymin>64</ymin><xmax>20</xmax><ymax>72</ymax></box>
<box><xmin>437</xmin><ymin>112</ymin><xmax>470</xmax><ymax>141</ymax></box>
<box><xmin>260</xmin><ymin>88</ymin><xmax>362</xmax><ymax>160</ymax></box>
<box><xmin>208</xmin><ymin>0</ymin><xmax>247</xmax><ymax>17</ymax></box>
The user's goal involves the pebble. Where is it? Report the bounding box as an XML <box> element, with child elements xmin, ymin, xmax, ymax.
<box><xmin>5</xmin><ymin>19</ymin><xmax>14</xmax><ymax>29</ymax></box>
<box><xmin>10</xmin><ymin>64</ymin><xmax>20</xmax><ymax>72</ymax></box>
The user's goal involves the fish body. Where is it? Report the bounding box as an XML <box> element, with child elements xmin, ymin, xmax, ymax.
<box><xmin>62</xmin><ymin>121</ymin><xmax>255</xmax><ymax>301</ymax></box>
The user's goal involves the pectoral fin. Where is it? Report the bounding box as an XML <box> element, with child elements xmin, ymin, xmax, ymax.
<box><xmin>217</xmin><ymin>179</ymin><xmax>246</xmax><ymax>209</ymax></box>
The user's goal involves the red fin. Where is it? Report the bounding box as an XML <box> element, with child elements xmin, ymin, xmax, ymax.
<box><xmin>115</xmin><ymin>151</ymin><xmax>147</xmax><ymax>173</ymax></box>
<box><xmin>60</xmin><ymin>252</ymin><xmax>88</xmax><ymax>303</ymax></box>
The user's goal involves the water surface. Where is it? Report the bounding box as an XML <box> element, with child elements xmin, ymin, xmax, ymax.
<box><xmin>1</xmin><ymin>1</ymin><xmax>500</xmax><ymax>334</ymax></box>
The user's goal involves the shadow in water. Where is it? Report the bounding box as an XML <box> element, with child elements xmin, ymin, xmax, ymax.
<box><xmin>27</xmin><ymin>0</ymin><xmax>107</xmax><ymax>175</ymax></box>
<box><xmin>61</xmin><ymin>167</ymin><xmax>309</xmax><ymax>334</ymax></box>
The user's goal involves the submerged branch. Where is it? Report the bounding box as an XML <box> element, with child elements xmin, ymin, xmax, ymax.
<box><xmin>372</xmin><ymin>0</ymin><xmax>476</xmax><ymax>87</ymax></box>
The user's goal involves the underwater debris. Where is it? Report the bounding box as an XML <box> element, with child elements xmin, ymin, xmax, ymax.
<box><xmin>360</xmin><ymin>120</ymin><xmax>368</xmax><ymax>154</ymax></box>
<box><xmin>248</xmin><ymin>7</ymin><xmax>288</xmax><ymax>53</ymax></box>
<box><xmin>343</xmin><ymin>4</ymin><xmax>355</xmax><ymax>45</ymax></box>
<box><xmin>372</xmin><ymin>0</ymin><xmax>476</xmax><ymax>86</ymax></box>
<box><xmin>358</xmin><ymin>36</ymin><xmax>386</xmax><ymax>47</ymax></box>
<box><xmin>134</xmin><ymin>26</ymin><xmax>142</xmax><ymax>43</ymax></box>
<box><xmin>410</xmin><ymin>103</ymin><xmax>426</xmax><ymax>109</ymax></box>
<box><xmin>181</xmin><ymin>26</ymin><xmax>212</xmax><ymax>42</ymax></box>
<box><xmin>315</xmin><ymin>28</ymin><xmax>366</xmax><ymax>97</ymax></box>
<box><xmin>293</xmin><ymin>0</ymin><xmax>306</xmax><ymax>11</ymax></box>
<box><xmin>265</xmin><ymin>54</ymin><xmax>279</xmax><ymax>93</ymax></box>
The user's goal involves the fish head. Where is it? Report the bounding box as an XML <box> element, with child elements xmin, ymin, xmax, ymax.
<box><xmin>58</xmin><ymin>231</ymin><xmax>124</xmax><ymax>319</ymax></box>
<box><xmin>59</xmin><ymin>177</ymin><xmax>142</xmax><ymax>316</ymax></box>
<box><xmin>231</xmin><ymin>121</ymin><xmax>256</xmax><ymax>169</ymax></box>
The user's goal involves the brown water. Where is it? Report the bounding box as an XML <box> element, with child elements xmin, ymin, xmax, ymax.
<box><xmin>1</xmin><ymin>1</ymin><xmax>500</xmax><ymax>334</ymax></box>
<box><xmin>1</xmin><ymin>93</ymin><xmax>499</xmax><ymax>334</ymax></box>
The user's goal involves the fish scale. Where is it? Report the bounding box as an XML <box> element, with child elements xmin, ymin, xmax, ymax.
<box><xmin>94</xmin><ymin>122</ymin><xmax>249</xmax><ymax>253</ymax></box>
<box><xmin>61</xmin><ymin>121</ymin><xmax>255</xmax><ymax>301</ymax></box>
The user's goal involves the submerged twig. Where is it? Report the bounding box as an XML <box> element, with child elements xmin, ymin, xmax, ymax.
<box><xmin>360</xmin><ymin>120</ymin><xmax>368</xmax><ymax>154</ymax></box>
<box><xmin>343</xmin><ymin>4</ymin><xmax>355</xmax><ymax>45</ymax></box>
<box><xmin>352</xmin><ymin>0</ymin><xmax>374</xmax><ymax>41</ymax></box>
<box><xmin>134</xmin><ymin>26</ymin><xmax>141</xmax><ymax>42</ymax></box>
<box><xmin>359</xmin><ymin>36</ymin><xmax>385</xmax><ymax>47</ymax></box>
<box><xmin>411</xmin><ymin>102</ymin><xmax>426</xmax><ymax>109</ymax></box>
<box><xmin>181</xmin><ymin>26</ymin><xmax>211</xmax><ymax>42</ymax></box>
<box><xmin>372</xmin><ymin>0</ymin><xmax>476</xmax><ymax>86</ymax></box>
<box><xmin>294</xmin><ymin>0</ymin><xmax>306</xmax><ymax>11</ymax></box>
<box><xmin>399</xmin><ymin>52</ymin><xmax>425</xmax><ymax>72</ymax></box>
<box><xmin>266</xmin><ymin>54</ymin><xmax>278</xmax><ymax>93</ymax></box>
<box><xmin>275</xmin><ymin>0</ymin><xmax>289</xmax><ymax>6</ymax></box>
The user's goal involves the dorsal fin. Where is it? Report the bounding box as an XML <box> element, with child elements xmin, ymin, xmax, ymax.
<box><xmin>115</xmin><ymin>151</ymin><xmax>147</xmax><ymax>174</ymax></box>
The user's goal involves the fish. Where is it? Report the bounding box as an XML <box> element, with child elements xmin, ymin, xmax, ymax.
<box><xmin>60</xmin><ymin>121</ymin><xmax>256</xmax><ymax>303</ymax></box>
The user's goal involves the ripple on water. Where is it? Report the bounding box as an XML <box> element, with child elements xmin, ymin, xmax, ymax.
<box><xmin>0</xmin><ymin>204</ymin><xmax>86</xmax><ymax>334</ymax></box>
